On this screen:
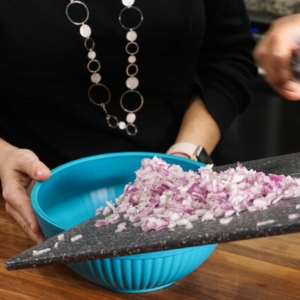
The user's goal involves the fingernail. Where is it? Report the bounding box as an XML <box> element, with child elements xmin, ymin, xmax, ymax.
<box><xmin>272</xmin><ymin>51</ymin><xmax>282</xmax><ymax>57</ymax></box>
<box><xmin>35</xmin><ymin>168</ymin><xmax>46</xmax><ymax>177</ymax></box>
<box><xmin>282</xmin><ymin>80</ymin><xmax>300</xmax><ymax>92</ymax></box>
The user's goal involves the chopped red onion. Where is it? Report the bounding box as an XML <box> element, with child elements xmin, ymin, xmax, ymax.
<box><xmin>220</xmin><ymin>217</ymin><xmax>234</xmax><ymax>225</ymax></box>
<box><xmin>95</xmin><ymin>206</ymin><xmax>104</xmax><ymax>215</ymax></box>
<box><xmin>95</xmin><ymin>157</ymin><xmax>300</xmax><ymax>232</ymax></box>
<box><xmin>95</xmin><ymin>219</ymin><xmax>109</xmax><ymax>227</ymax></box>
<box><xmin>256</xmin><ymin>220</ymin><xmax>275</xmax><ymax>226</ymax></box>
<box><xmin>32</xmin><ymin>248</ymin><xmax>51</xmax><ymax>256</ymax></box>
<box><xmin>58</xmin><ymin>233</ymin><xmax>65</xmax><ymax>241</ymax></box>
<box><xmin>176</xmin><ymin>219</ymin><xmax>189</xmax><ymax>226</ymax></box>
<box><xmin>296</xmin><ymin>204</ymin><xmax>300</xmax><ymax>209</ymax></box>
<box><xmin>288</xmin><ymin>213</ymin><xmax>300</xmax><ymax>220</ymax></box>
<box><xmin>115</xmin><ymin>222</ymin><xmax>127</xmax><ymax>233</ymax></box>
<box><xmin>71</xmin><ymin>234</ymin><xmax>82</xmax><ymax>242</ymax></box>
<box><xmin>103</xmin><ymin>206</ymin><xmax>112</xmax><ymax>215</ymax></box>
<box><xmin>106</xmin><ymin>201</ymin><xmax>116</xmax><ymax>213</ymax></box>
<box><xmin>185</xmin><ymin>222</ymin><xmax>193</xmax><ymax>230</ymax></box>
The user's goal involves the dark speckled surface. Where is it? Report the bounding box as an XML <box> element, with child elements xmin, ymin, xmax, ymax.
<box><xmin>5</xmin><ymin>153</ymin><xmax>300</xmax><ymax>271</ymax></box>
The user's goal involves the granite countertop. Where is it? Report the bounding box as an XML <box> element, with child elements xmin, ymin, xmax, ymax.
<box><xmin>245</xmin><ymin>0</ymin><xmax>300</xmax><ymax>16</ymax></box>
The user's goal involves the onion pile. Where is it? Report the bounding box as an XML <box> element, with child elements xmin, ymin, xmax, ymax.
<box><xmin>95</xmin><ymin>156</ymin><xmax>300</xmax><ymax>232</ymax></box>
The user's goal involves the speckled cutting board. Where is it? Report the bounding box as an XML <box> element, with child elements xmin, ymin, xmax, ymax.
<box><xmin>5</xmin><ymin>153</ymin><xmax>300</xmax><ymax>271</ymax></box>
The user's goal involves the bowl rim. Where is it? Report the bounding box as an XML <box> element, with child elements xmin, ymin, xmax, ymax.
<box><xmin>31</xmin><ymin>151</ymin><xmax>205</xmax><ymax>231</ymax></box>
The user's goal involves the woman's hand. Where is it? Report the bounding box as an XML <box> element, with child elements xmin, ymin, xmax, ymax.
<box><xmin>0</xmin><ymin>139</ymin><xmax>50</xmax><ymax>244</ymax></box>
<box><xmin>253</xmin><ymin>14</ymin><xmax>300</xmax><ymax>100</ymax></box>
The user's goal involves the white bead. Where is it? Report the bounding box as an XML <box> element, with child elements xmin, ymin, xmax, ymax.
<box><xmin>126</xmin><ymin>113</ymin><xmax>136</xmax><ymax>123</ymax></box>
<box><xmin>128</xmin><ymin>56</ymin><xmax>136</xmax><ymax>63</ymax></box>
<box><xmin>80</xmin><ymin>24</ymin><xmax>91</xmax><ymax>38</ymax></box>
<box><xmin>88</xmin><ymin>51</ymin><xmax>96</xmax><ymax>60</ymax></box>
<box><xmin>91</xmin><ymin>73</ymin><xmax>101</xmax><ymax>83</ymax></box>
<box><xmin>126</xmin><ymin>77</ymin><xmax>139</xmax><ymax>89</ymax></box>
<box><xmin>118</xmin><ymin>121</ymin><xmax>126</xmax><ymax>130</ymax></box>
<box><xmin>122</xmin><ymin>0</ymin><xmax>135</xmax><ymax>6</ymax></box>
<box><xmin>126</xmin><ymin>31</ymin><xmax>137</xmax><ymax>42</ymax></box>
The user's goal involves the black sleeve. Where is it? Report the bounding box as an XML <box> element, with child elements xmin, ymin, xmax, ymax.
<box><xmin>195</xmin><ymin>0</ymin><xmax>258</xmax><ymax>137</ymax></box>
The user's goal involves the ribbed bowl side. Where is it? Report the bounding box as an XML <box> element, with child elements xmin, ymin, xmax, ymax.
<box><xmin>66</xmin><ymin>244</ymin><xmax>217</xmax><ymax>293</ymax></box>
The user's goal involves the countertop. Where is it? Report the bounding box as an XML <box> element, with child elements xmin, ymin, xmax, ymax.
<box><xmin>2</xmin><ymin>152</ymin><xmax>300</xmax><ymax>299</ymax></box>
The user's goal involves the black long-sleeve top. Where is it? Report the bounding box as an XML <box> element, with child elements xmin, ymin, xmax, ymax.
<box><xmin>0</xmin><ymin>0</ymin><xmax>258</xmax><ymax>168</ymax></box>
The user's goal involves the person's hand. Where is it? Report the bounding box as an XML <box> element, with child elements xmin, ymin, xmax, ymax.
<box><xmin>253</xmin><ymin>14</ymin><xmax>300</xmax><ymax>100</ymax></box>
<box><xmin>0</xmin><ymin>141</ymin><xmax>51</xmax><ymax>244</ymax></box>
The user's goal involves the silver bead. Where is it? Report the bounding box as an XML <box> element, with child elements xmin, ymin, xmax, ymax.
<box><xmin>88</xmin><ymin>51</ymin><xmax>96</xmax><ymax>60</ymax></box>
<box><xmin>91</xmin><ymin>73</ymin><xmax>101</xmax><ymax>83</ymax></box>
<box><xmin>122</xmin><ymin>0</ymin><xmax>135</xmax><ymax>7</ymax></box>
<box><xmin>80</xmin><ymin>24</ymin><xmax>91</xmax><ymax>38</ymax></box>
<box><xmin>126</xmin><ymin>113</ymin><xmax>136</xmax><ymax>123</ymax></box>
<box><xmin>128</xmin><ymin>55</ymin><xmax>136</xmax><ymax>63</ymax></box>
<box><xmin>126</xmin><ymin>77</ymin><xmax>139</xmax><ymax>89</ymax></box>
<box><xmin>126</xmin><ymin>30</ymin><xmax>137</xmax><ymax>42</ymax></box>
<box><xmin>118</xmin><ymin>121</ymin><xmax>126</xmax><ymax>130</ymax></box>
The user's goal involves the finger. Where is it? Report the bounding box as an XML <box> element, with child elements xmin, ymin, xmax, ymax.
<box><xmin>254</xmin><ymin>40</ymin><xmax>277</xmax><ymax>85</ymax></box>
<box><xmin>14</xmin><ymin>151</ymin><xmax>51</xmax><ymax>182</ymax></box>
<box><xmin>5</xmin><ymin>202</ymin><xmax>45</xmax><ymax>244</ymax></box>
<box><xmin>254</xmin><ymin>29</ymin><xmax>298</xmax><ymax>83</ymax></box>
<box><xmin>261</xmin><ymin>49</ymin><xmax>295</xmax><ymax>92</ymax></box>
<box><xmin>2</xmin><ymin>179</ymin><xmax>41</xmax><ymax>235</ymax></box>
<box><xmin>265</xmin><ymin>40</ymin><xmax>293</xmax><ymax>86</ymax></box>
<box><xmin>26</xmin><ymin>180</ymin><xmax>37</xmax><ymax>197</ymax></box>
<box><xmin>253</xmin><ymin>38</ymin><xmax>267</xmax><ymax>69</ymax></box>
<box><xmin>266</xmin><ymin>80</ymin><xmax>300</xmax><ymax>100</ymax></box>
<box><xmin>280</xmin><ymin>81</ymin><xmax>300</xmax><ymax>100</ymax></box>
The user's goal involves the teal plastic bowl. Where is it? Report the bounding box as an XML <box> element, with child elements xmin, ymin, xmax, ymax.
<box><xmin>31</xmin><ymin>152</ymin><xmax>217</xmax><ymax>293</ymax></box>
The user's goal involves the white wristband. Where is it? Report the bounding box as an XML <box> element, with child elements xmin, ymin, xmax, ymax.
<box><xmin>166</xmin><ymin>142</ymin><xmax>213</xmax><ymax>164</ymax></box>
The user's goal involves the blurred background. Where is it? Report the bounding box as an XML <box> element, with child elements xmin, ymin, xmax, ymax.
<box><xmin>214</xmin><ymin>0</ymin><xmax>300</xmax><ymax>165</ymax></box>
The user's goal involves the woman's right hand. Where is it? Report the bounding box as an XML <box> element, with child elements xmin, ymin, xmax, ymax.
<box><xmin>0</xmin><ymin>139</ymin><xmax>51</xmax><ymax>244</ymax></box>
<box><xmin>253</xmin><ymin>14</ymin><xmax>300</xmax><ymax>100</ymax></box>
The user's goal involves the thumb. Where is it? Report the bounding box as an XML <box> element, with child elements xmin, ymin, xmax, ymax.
<box><xmin>17</xmin><ymin>153</ymin><xmax>51</xmax><ymax>181</ymax></box>
<box><xmin>34</xmin><ymin>163</ymin><xmax>51</xmax><ymax>181</ymax></box>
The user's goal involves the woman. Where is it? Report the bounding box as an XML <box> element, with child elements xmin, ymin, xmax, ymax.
<box><xmin>0</xmin><ymin>0</ymin><xmax>257</xmax><ymax>243</ymax></box>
